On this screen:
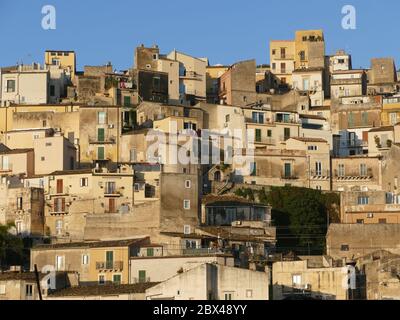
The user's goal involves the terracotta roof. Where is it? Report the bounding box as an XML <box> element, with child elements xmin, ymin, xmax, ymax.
<box><xmin>299</xmin><ymin>114</ymin><xmax>326</xmax><ymax>120</ymax></box>
<box><xmin>291</xmin><ymin>137</ymin><xmax>328</xmax><ymax>143</ymax></box>
<box><xmin>32</xmin><ymin>237</ymin><xmax>149</xmax><ymax>250</ymax></box>
<box><xmin>49</xmin><ymin>169</ymin><xmax>93</xmax><ymax>176</ymax></box>
<box><xmin>49</xmin><ymin>283</ymin><xmax>159</xmax><ymax>297</ymax></box>
<box><xmin>0</xmin><ymin>272</ymin><xmax>46</xmax><ymax>281</ymax></box>
<box><xmin>0</xmin><ymin>148</ymin><xmax>33</xmax><ymax>155</ymax></box>
<box><xmin>369</xmin><ymin>126</ymin><xmax>394</xmax><ymax>132</ymax></box>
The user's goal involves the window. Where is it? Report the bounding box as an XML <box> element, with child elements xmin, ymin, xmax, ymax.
<box><xmin>98</xmin><ymin>111</ymin><xmax>107</xmax><ymax>124</ymax></box>
<box><xmin>280</xmin><ymin>62</ymin><xmax>286</xmax><ymax>73</ymax></box>
<box><xmin>341</xmin><ymin>245</ymin><xmax>349</xmax><ymax>251</ymax></box>
<box><xmin>106</xmin><ymin>251</ymin><xmax>114</xmax><ymax>269</ymax></box>
<box><xmin>130</xmin><ymin>149</ymin><xmax>137</xmax><ymax>163</ymax></box>
<box><xmin>267</xmin><ymin>130</ymin><xmax>272</xmax><ymax>137</ymax></box>
<box><xmin>184</xmin><ymin>225</ymin><xmax>191</xmax><ymax>235</ymax></box>
<box><xmin>255</xmin><ymin>129</ymin><xmax>262</xmax><ymax>142</ymax></box>
<box><xmin>123</xmin><ymin>96</ymin><xmax>131</xmax><ymax>107</ymax></box>
<box><xmin>299</xmin><ymin>51</ymin><xmax>306</xmax><ymax>61</ymax></box>
<box><xmin>17</xmin><ymin>197</ymin><xmax>23</xmax><ymax>210</ymax></box>
<box><xmin>280</xmin><ymin>48</ymin><xmax>286</xmax><ymax>58</ymax></box>
<box><xmin>358</xmin><ymin>196</ymin><xmax>369</xmax><ymax>205</ymax></box>
<box><xmin>292</xmin><ymin>274</ymin><xmax>302</xmax><ymax>286</ymax></box>
<box><xmin>113</xmin><ymin>274</ymin><xmax>122</xmax><ymax>285</ymax></box>
<box><xmin>272</xmin><ymin>49</ymin><xmax>276</xmax><ymax>55</ymax></box>
<box><xmin>98</xmin><ymin>147</ymin><xmax>105</xmax><ymax>160</ymax></box>
<box><xmin>97</xmin><ymin>128</ymin><xmax>105</xmax><ymax>142</ymax></box>
<box><xmin>138</xmin><ymin>270</ymin><xmax>146</xmax><ymax>283</ymax></box>
<box><xmin>55</xmin><ymin>255</ymin><xmax>64</xmax><ymax>271</ymax></box>
<box><xmin>356</xmin><ymin>219</ymin><xmax>364</xmax><ymax>224</ymax></box>
<box><xmin>224</xmin><ymin>293</ymin><xmax>233</xmax><ymax>300</ymax></box>
<box><xmin>45</xmin><ymin>142</ymin><xmax>52</xmax><ymax>147</ymax></box>
<box><xmin>185</xmin><ymin>180</ymin><xmax>191</xmax><ymax>189</ymax></box>
<box><xmin>50</xmin><ymin>85</ymin><xmax>55</xmax><ymax>97</ymax></box>
<box><xmin>315</xmin><ymin>161</ymin><xmax>322</xmax><ymax>176</ymax></box>
<box><xmin>360</xmin><ymin>164</ymin><xmax>367</xmax><ymax>176</ymax></box>
<box><xmin>348</xmin><ymin>112</ymin><xmax>354</xmax><ymax>128</ymax></box>
<box><xmin>56</xmin><ymin>179</ymin><xmax>63</xmax><ymax>194</ymax></box>
<box><xmin>250</xmin><ymin>162</ymin><xmax>257</xmax><ymax>176</ymax></box>
<box><xmin>284</xmin><ymin>163</ymin><xmax>292</xmax><ymax>178</ymax></box>
<box><xmin>0</xmin><ymin>284</ymin><xmax>5</xmax><ymax>295</ymax></box>
<box><xmin>25</xmin><ymin>285</ymin><xmax>33</xmax><ymax>297</ymax></box>
<box><xmin>147</xmin><ymin>248</ymin><xmax>154</xmax><ymax>257</ymax></box>
<box><xmin>225</xmin><ymin>114</ymin><xmax>230</xmax><ymax>123</ymax></box>
<box><xmin>252</xmin><ymin>112</ymin><xmax>264</xmax><ymax>124</ymax></box>
<box><xmin>64</xmin><ymin>52</ymin><xmax>69</xmax><ymax>56</ymax></box>
<box><xmin>284</xmin><ymin>127</ymin><xmax>290</xmax><ymax>141</ymax></box>
<box><xmin>98</xmin><ymin>275</ymin><xmax>105</xmax><ymax>285</ymax></box>
<box><xmin>338</xmin><ymin>164</ymin><xmax>345</xmax><ymax>177</ymax></box>
<box><xmin>379</xmin><ymin>219</ymin><xmax>387</xmax><ymax>224</ymax></box>
<box><xmin>80</xmin><ymin>178</ymin><xmax>88</xmax><ymax>187</ymax></box>
<box><xmin>82</xmin><ymin>254</ymin><xmax>89</xmax><ymax>265</ymax></box>
<box><xmin>105</xmin><ymin>181</ymin><xmax>116</xmax><ymax>194</ymax></box>
<box><xmin>246</xmin><ymin>290</ymin><xmax>253</xmax><ymax>298</ymax></box>
<box><xmin>361</xmin><ymin>112</ymin><xmax>368</xmax><ymax>126</ymax></box>
<box><xmin>183</xmin><ymin>200</ymin><xmax>191</xmax><ymax>210</ymax></box>
<box><xmin>55</xmin><ymin>219</ymin><xmax>63</xmax><ymax>234</ymax></box>
<box><xmin>6</xmin><ymin>80</ymin><xmax>16</xmax><ymax>92</ymax></box>
<box><xmin>272</xmin><ymin>63</ymin><xmax>276</xmax><ymax>70</ymax></box>
<box><xmin>43</xmin><ymin>120</ymin><xmax>47</xmax><ymax>127</ymax></box>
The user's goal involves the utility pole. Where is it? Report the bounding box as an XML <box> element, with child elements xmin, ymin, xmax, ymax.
<box><xmin>34</xmin><ymin>264</ymin><xmax>43</xmax><ymax>301</ymax></box>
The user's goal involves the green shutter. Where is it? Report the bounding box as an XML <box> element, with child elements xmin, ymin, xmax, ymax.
<box><xmin>255</xmin><ymin>129</ymin><xmax>262</xmax><ymax>142</ymax></box>
<box><xmin>147</xmin><ymin>248</ymin><xmax>154</xmax><ymax>257</ymax></box>
<box><xmin>284</xmin><ymin>163</ymin><xmax>291</xmax><ymax>178</ymax></box>
<box><xmin>98</xmin><ymin>147</ymin><xmax>105</xmax><ymax>160</ymax></box>
<box><xmin>139</xmin><ymin>270</ymin><xmax>146</xmax><ymax>283</ymax></box>
<box><xmin>124</xmin><ymin>96</ymin><xmax>131</xmax><ymax>107</ymax></box>
<box><xmin>106</xmin><ymin>251</ymin><xmax>113</xmax><ymax>269</ymax></box>
<box><xmin>98</xmin><ymin>128</ymin><xmax>105</xmax><ymax>142</ymax></box>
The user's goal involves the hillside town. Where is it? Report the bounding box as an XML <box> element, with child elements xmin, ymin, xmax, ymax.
<box><xmin>1</xmin><ymin>29</ymin><xmax>400</xmax><ymax>300</ymax></box>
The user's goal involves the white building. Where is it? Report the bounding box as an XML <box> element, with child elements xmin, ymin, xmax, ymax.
<box><xmin>145</xmin><ymin>263</ymin><xmax>269</xmax><ymax>300</ymax></box>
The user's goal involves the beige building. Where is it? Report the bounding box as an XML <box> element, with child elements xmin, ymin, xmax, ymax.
<box><xmin>0</xmin><ymin>146</ymin><xmax>34</xmax><ymax>177</ymax></box>
<box><xmin>326</xmin><ymin>223</ymin><xmax>400</xmax><ymax>260</ymax></box>
<box><xmin>0</xmin><ymin>271</ymin><xmax>71</xmax><ymax>300</ymax></box>
<box><xmin>44</xmin><ymin>165</ymin><xmax>134</xmax><ymax>240</ymax></box>
<box><xmin>145</xmin><ymin>263</ymin><xmax>269</xmax><ymax>300</ymax></box>
<box><xmin>45</xmin><ymin>50</ymin><xmax>76</xmax><ymax>81</ymax></box>
<box><xmin>130</xmin><ymin>254</ymin><xmax>234</xmax><ymax>284</ymax></box>
<box><xmin>292</xmin><ymin>67</ymin><xmax>325</xmax><ymax>106</ymax></box>
<box><xmin>330</xmin><ymin>70</ymin><xmax>367</xmax><ymax>100</ymax></box>
<box><xmin>1</xmin><ymin>64</ymin><xmax>49</xmax><ymax>105</ymax></box>
<box><xmin>270</xmin><ymin>41</ymin><xmax>295</xmax><ymax>87</ymax></box>
<box><xmin>331</xmin><ymin>156</ymin><xmax>382</xmax><ymax>192</ymax></box>
<box><xmin>206</xmin><ymin>65</ymin><xmax>229</xmax><ymax>103</ymax></box>
<box><xmin>340</xmin><ymin>190</ymin><xmax>400</xmax><ymax>224</ymax></box>
<box><xmin>31</xmin><ymin>238</ymin><xmax>150</xmax><ymax>285</ymax></box>
<box><xmin>272</xmin><ymin>256</ymin><xmax>355</xmax><ymax>300</ymax></box>
<box><xmin>0</xmin><ymin>178</ymin><xmax>44</xmax><ymax>237</ymax></box>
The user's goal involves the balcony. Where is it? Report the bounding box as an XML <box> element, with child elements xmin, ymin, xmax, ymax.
<box><xmin>281</xmin><ymin>174</ymin><xmax>299</xmax><ymax>180</ymax></box>
<box><xmin>0</xmin><ymin>164</ymin><xmax>12</xmax><ymax>173</ymax></box>
<box><xmin>310</xmin><ymin>170</ymin><xmax>331</xmax><ymax>179</ymax></box>
<box><xmin>182</xmin><ymin>248</ymin><xmax>220</xmax><ymax>256</ymax></box>
<box><xmin>96</xmin><ymin>261</ymin><xmax>123</xmax><ymax>270</ymax></box>
<box><xmin>88</xmin><ymin>135</ymin><xmax>116</xmax><ymax>144</ymax></box>
<box><xmin>179</xmin><ymin>71</ymin><xmax>202</xmax><ymax>80</ymax></box>
<box><xmin>334</xmin><ymin>169</ymin><xmax>373</xmax><ymax>180</ymax></box>
<box><xmin>49</xmin><ymin>186</ymin><xmax>70</xmax><ymax>196</ymax></box>
<box><xmin>254</xmin><ymin>137</ymin><xmax>276</xmax><ymax>145</ymax></box>
<box><xmin>132</xmin><ymin>277</ymin><xmax>151</xmax><ymax>284</ymax></box>
<box><xmin>104</xmin><ymin>189</ymin><xmax>122</xmax><ymax>197</ymax></box>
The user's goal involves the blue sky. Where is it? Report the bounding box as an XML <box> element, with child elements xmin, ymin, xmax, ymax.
<box><xmin>1</xmin><ymin>0</ymin><xmax>399</xmax><ymax>71</ymax></box>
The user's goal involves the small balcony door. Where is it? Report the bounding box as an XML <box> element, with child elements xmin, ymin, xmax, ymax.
<box><xmin>56</xmin><ymin>179</ymin><xmax>63</xmax><ymax>194</ymax></box>
<box><xmin>106</xmin><ymin>251</ymin><xmax>114</xmax><ymax>269</ymax></box>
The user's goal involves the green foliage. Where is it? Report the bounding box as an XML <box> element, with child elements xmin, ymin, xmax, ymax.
<box><xmin>0</xmin><ymin>223</ymin><xmax>25</xmax><ymax>269</ymax></box>
<box><xmin>234</xmin><ymin>186</ymin><xmax>340</xmax><ymax>255</ymax></box>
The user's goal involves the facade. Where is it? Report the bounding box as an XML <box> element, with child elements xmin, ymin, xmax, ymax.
<box><xmin>44</xmin><ymin>50</ymin><xmax>76</xmax><ymax>81</ymax></box>
<box><xmin>145</xmin><ymin>263</ymin><xmax>269</xmax><ymax>300</ymax></box>
<box><xmin>330</xmin><ymin>70</ymin><xmax>367</xmax><ymax>100</ymax></box>
<box><xmin>272</xmin><ymin>257</ymin><xmax>355</xmax><ymax>300</ymax></box>
<box><xmin>31</xmin><ymin>238</ymin><xmax>150</xmax><ymax>285</ymax></box>
<box><xmin>292</xmin><ymin>68</ymin><xmax>325</xmax><ymax>106</ymax></box>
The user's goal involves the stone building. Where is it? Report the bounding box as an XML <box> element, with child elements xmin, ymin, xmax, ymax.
<box><xmin>367</xmin><ymin>58</ymin><xmax>398</xmax><ymax>95</ymax></box>
<box><xmin>326</xmin><ymin>223</ymin><xmax>400</xmax><ymax>260</ymax></box>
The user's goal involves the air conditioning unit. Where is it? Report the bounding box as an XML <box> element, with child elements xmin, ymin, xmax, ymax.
<box><xmin>45</xmin><ymin>195</ymin><xmax>51</xmax><ymax>200</ymax></box>
<box><xmin>108</xmin><ymin>124</ymin><xmax>115</xmax><ymax>129</ymax></box>
<box><xmin>54</xmin><ymin>127</ymin><xmax>61</xmax><ymax>133</ymax></box>
<box><xmin>367</xmin><ymin>213</ymin><xmax>374</xmax><ymax>218</ymax></box>
<box><xmin>235</xmin><ymin>221</ymin><xmax>242</xmax><ymax>226</ymax></box>
<box><xmin>304</xmin><ymin>284</ymin><xmax>311</xmax><ymax>290</ymax></box>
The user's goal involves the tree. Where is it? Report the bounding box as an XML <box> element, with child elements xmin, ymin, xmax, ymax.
<box><xmin>0</xmin><ymin>223</ymin><xmax>24</xmax><ymax>270</ymax></box>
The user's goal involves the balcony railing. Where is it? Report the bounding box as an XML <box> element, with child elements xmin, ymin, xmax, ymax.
<box><xmin>132</xmin><ymin>277</ymin><xmax>151</xmax><ymax>284</ymax></box>
<box><xmin>310</xmin><ymin>170</ymin><xmax>331</xmax><ymax>178</ymax></box>
<box><xmin>281</xmin><ymin>174</ymin><xmax>299</xmax><ymax>180</ymax></box>
<box><xmin>96</xmin><ymin>261</ymin><xmax>123</xmax><ymax>270</ymax></box>
<box><xmin>104</xmin><ymin>189</ymin><xmax>122</xmax><ymax>197</ymax></box>
<box><xmin>254</xmin><ymin>137</ymin><xmax>276</xmax><ymax>145</ymax></box>
<box><xmin>49</xmin><ymin>186</ymin><xmax>70</xmax><ymax>195</ymax></box>
<box><xmin>88</xmin><ymin>135</ymin><xmax>116</xmax><ymax>144</ymax></box>
<box><xmin>182</xmin><ymin>248</ymin><xmax>220</xmax><ymax>255</ymax></box>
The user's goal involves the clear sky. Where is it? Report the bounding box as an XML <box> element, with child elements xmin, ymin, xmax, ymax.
<box><xmin>1</xmin><ymin>0</ymin><xmax>400</xmax><ymax>71</ymax></box>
